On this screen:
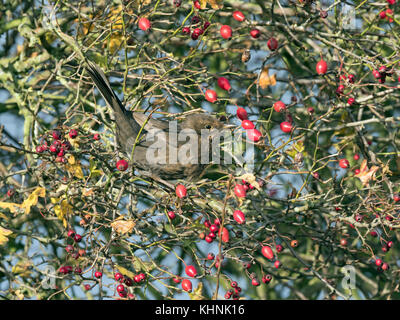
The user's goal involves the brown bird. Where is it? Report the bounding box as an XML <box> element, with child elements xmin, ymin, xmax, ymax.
<box><xmin>85</xmin><ymin>61</ymin><xmax>226</xmax><ymax>181</ymax></box>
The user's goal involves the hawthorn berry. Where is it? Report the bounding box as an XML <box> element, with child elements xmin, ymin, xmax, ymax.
<box><xmin>316</xmin><ymin>59</ymin><xmax>328</xmax><ymax>75</ymax></box>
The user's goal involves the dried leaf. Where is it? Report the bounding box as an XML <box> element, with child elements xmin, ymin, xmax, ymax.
<box><xmin>66</xmin><ymin>155</ymin><xmax>84</xmax><ymax>179</ymax></box>
<box><xmin>0</xmin><ymin>226</ymin><xmax>13</xmax><ymax>245</ymax></box>
<box><xmin>0</xmin><ymin>202</ymin><xmax>21</xmax><ymax>214</ymax></box>
<box><xmin>20</xmin><ymin>187</ymin><xmax>46</xmax><ymax>214</ymax></box>
<box><xmin>208</xmin><ymin>0</ymin><xmax>224</xmax><ymax>9</ymax></box>
<box><xmin>259</xmin><ymin>67</ymin><xmax>276</xmax><ymax>89</ymax></box>
<box><xmin>355</xmin><ymin>160</ymin><xmax>379</xmax><ymax>186</ymax></box>
<box><xmin>111</xmin><ymin>219</ymin><xmax>135</xmax><ymax>234</ymax></box>
<box><xmin>189</xmin><ymin>282</ymin><xmax>206</xmax><ymax>300</ymax></box>
<box><xmin>54</xmin><ymin>199</ymin><xmax>73</xmax><ymax>228</ymax></box>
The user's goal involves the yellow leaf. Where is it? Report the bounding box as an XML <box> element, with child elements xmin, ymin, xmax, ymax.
<box><xmin>20</xmin><ymin>187</ymin><xmax>46</xmax><ymax>214</ymax></box>
<box><xmin>259</xmin><ymin>67</ymin><xmax>276</xmax><ymax>89</ymax></box>
<box><xmin>12</xmin><ymin>260</ymin><xmax>31</xmax><ymax>277</ymax></box>
<box><xmin>108</xmin><ymin>32</ymin><xmax>124</xmax><ymax>54</ymax></box>
<box><xmin>355</xmin><ymin>160</ymin><xmax>379</xmax><ymax>186</ymax></box>
<box><xmin>287</xmin><ymin>140</ymin><xmax>305</xmax><ymax>159</ymax></box>
<box><xmin>115</xmin><ymin>265</ymin><xmax>136</xmax><ymax>280</ymax></box>
<box><xmin>54</xmin><ymin>199</ymin><xmax>73</xmax><ymax>227</ymax></box>
<box><xmin>66</xmin><ymin>155</ymin><xmax>84</xmax><ymax>179</ymax></box>
<box><xmin>0</xmin><ymin>202</ymin><xmax>21</xmax><ymax>214</ymax></box>
<box><xmin>189</xmin><ymin>282</ymin><xmax>206</xmax><ymax>300</ymax></box>
<box><xmin>111</xmin><ymin>219</ymin><xmax>135</xmax><ymax>234</ymax></box>
<box><xmin>0</xmin><ymin>226</ymin><xmax>13</xmax><ymax>245</ymax></box>
<box><xmin>207</xmin><ymin>0</ymin><xmax>224</xmax><ymax>9</ymax></box>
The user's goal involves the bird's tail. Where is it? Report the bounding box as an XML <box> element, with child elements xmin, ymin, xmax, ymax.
<box><xmin>86</xmin><ymin>61</ymin><xmax>141</xmax><ymax>152</ymax></box>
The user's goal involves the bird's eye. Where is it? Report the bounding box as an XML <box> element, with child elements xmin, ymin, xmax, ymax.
<box><xmin>205</xmin><ymin>124</ymin><xmax>212</xmax><ymax>129</ymax></box>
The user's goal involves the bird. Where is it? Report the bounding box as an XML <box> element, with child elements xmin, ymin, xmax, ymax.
<box><xmin>85</xmin><ymin>61</ymin><xmax>227</xmax><ymax>181</ymax></box>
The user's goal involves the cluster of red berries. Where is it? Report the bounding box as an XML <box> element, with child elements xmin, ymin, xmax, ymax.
<box><xmin>337</xmin><ymin>73</ymin><xmax>356</xmax><ymax>105</ymax></box>
<box><xmin>375</xmin><ymin>258</ymin><xmax>390</xmax><ymax>273</ymax></box>
<box><xmin>225</xmin><ymin>280</ymin><xmax>242</xmax><ymax>300</ymax></box>
<box><xmin>35</xmin><ymin>129</ymin><xmax>77</xmax><ymax>163</ymax></box>
<box><xmin>58</xmin><ymin>265</ymin><xmax>82</xmax><ymax>275</ymax></box>
<box><xmin>181</xmin><ymin>15</ymin><xmax>210</xmax><ymax>40</ymax></box>
<box><xmin>202</xmin><ymin>218</ymin><xmax>221</xmax><ymax>244</ymax></box>
<box><xmin>114</xmin><ymin>272</ymin><xmax>145</xmax><ymax>298</ymax></box>
<box><xmin>236</xmin><ymin>107</ymin><xmax>262</xmax><ymax>142</ymax></box>
<box><xmin>379</xmin><ymin>8</ymin><xmax>394</xmax><ymax>23</ymax></box>
<box><xmin>273</xmin><ymin>100</ymin><xmax>294</xmax><ymax>134</ymax></box>
<box><xmin>372</xmin><ymin>65</ymin><xmax>391</xmax><ymax>84</ymax></box>
<box><xmin>261</xmin><ymin>245</ymin><xmax>282</xmax><ymax>269</ymax></box>
<box><xmin>381</xmin><ymin>240</ymin><xmax>394</xmax><ymax>254</ymax></box>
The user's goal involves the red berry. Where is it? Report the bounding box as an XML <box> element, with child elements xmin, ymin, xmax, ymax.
<box><xmin>93</xmin><ymin>133</ymin><xmax>100</xmax><ymax>140</ymax></box>
<box><xmin>347</xmin><ymin>97</ymin><xmax>355</xmax><ymax>105</ymax></box>
<box><xmin>67</xmin><ymin>230</ymin><xmax>75</xmax><ymax>238</ymax></box>
<box><xmin>348</xmin><ymin>74</ymin><xmax>355</xmax><ymax>83</ymax></box>
<box><xmin>354</xmin><ymin>169</ymin><xmax>360</xmax><ymax>175</ymax></box>
<box><xmin>340</xmin><ymin>238</ymin><xmax>347</xmax><ymax>246</ymax></box>
<box><xmin>316</xmin><ymin>59</ymin><xmax>328</xmax><ymax>75</ymax></box>
<box><xmin>138</xmin><ymin>17</ymin><xmax>151</xmax><ymax>31</ymax></box>
<box><xmin>69</xmin><ymin>129</ymin><xmax>78</xmax><ymax>139</ymax></box>
<box><xmin>220</xmin><ymin>25</ymin><xmax>232</xmax><ymax>39</ymax></box>
<box><xmin>336</xmin><ymin>84</ymin><xmax>345</xmax><ymax>95</ymax></box>
<box><xmin>267</xmin><ymin>37</ymin><xmax>278</xmax><ymax>51</ymax></box>
<box><xmin>262</xmin><ymin>275</ymin><xmax>272</xmax><ymax>284</ymax></box>
<box><xmin>94</xmin><ymin>271</ymin><xmax>102</xmax><ymax>279</ymax></box>
<box><xmin>167</xmin><ymin>211</ymin><xmax>176</xmax><ymax>220</ymax></box>
<box><xmin>207</xmin><ymin>253</ymin><xmax>215</xmax><ymax>260</ymax></box>
<box><xmin>373</xmin><ymin>69</ymin><xmax>381</xmax><ymax>79</ymax></box>
<box><xmin>204</xmin><ymin>219</ymin><xmax>211</xmax><ymax>228</ymax></box>
<box><xmin>274</xmin><ymin>260</ymin><xmax>281</xmax><ymax>268</ymax></box>
<box><xmin>182</xmin><ymin>279</ymin><xmax>192</xmax><ymax>292</ymax></box>
<box><xmin>307</xmin><ymin>107</ymin><xmax>315</xmax><ymax>114</ymax></box>
<box><xmin>116</xmin><ymin>159</ymin><xmax>129</xmax><ymax>171</ymax></box>
<box><xmin>52</xmin><ymin>130</ymin><xmax>62</xmax><ymax>140</ymax></box>
<box><xmin>339</xmin><ymin>158</ymin><xmax>350</xmax><ymax>169</ymax></box>
<box><xmin>173</xmin><ymin>277</ymin><xmax>181</xmax><ymax>284</ymax></box>
<box><xmin>355</xmin><ymin>214</ymin><xmax>363</xmax><ymax>222</ymax></box>
<box><xmin>250</xmin><ymin>28</ymin><xmax>260</xmax><ymax>39</ymax></box>
<box><xmin>118</xmin><ymin>290</ymin><xmax>127</xmax><ymax>298</ymax></box>
<box><xmin>176</xmin><ymin>184</ymin><xmax>187</xmax><ymax>198</ymax></box>
<box><xmin>276</xmin><ymin>244</ymin><xmax>283</xmax><ymax>252</ymax></box>
<box><xmin>236</xmin><ymin>107</ymin><xmax>248</xmax><ymax>121</ymax></box>
<box><xmin>387</xmin><ymin>241</ymin><xmax>394</xmax><ymax>248</ymax></box>
<box><xmin>74</xmin><ymin>234</ymin><xmax>82</xmax><ymax>242</ymax></box>
<box><xmin>273</xmin><ymin>101</ymin><xmax>286</xmax><ymax>113</ymax></box>
<box><xmin>114</xmin><ymin>273</ymin><xmax>124</xmax><ymax>281</ymax></box>
<box><xmin>387</xmin><ymin>0</ymin><xmax>396</xmax><ymax>4</ymax></box>
<box><xmin>65</xmin><ymin>245</ymin><xmax>74</xmax><ymax>253</ymax></box>
<box><xmin>353</xmin><ymin>154</ymin><xmax>360</xmax><ymax>161</ymax></box>
<box><xmin>182</xmin><ymin>27</ymin><xmax>190</xmax><ymax>34</ymax></box>
<box><xmin>203</xmin><ymin>21</ymin><xmax>210</xmax><ymax>29</ymax></box>
<box><xmin>251</xmin><ymin>278</ymin><xmax>260</xmax><ymax>286</ymax></box>
<box><xmin>247</xmin><ymin>129</ymin><xmax>262</xmax><ymax>142</ymax></box>
<box><xmin>219</xmin><ymin>227</ymin><xmax>230</xmax><ymax>243</ymax></box>
<box><xmin>205</xmin><ymin>235</ymin><xmax>213</xmax><ymax>243</ymax></box>
<box><xmin>234</xmin><ymin>184</ymin><xmax>246</xmax><ymax>198</ymax></box>
<box><xmin>209</xmin><ymin>224</ymin><xmax>219</xmax><ymax>233</ymax></box>
<box><xmin>233</xmin><ymin>11</ymin><xmax>245</xmax><ymax>22</ymax></box>
<box><xmin>193</xmin><ymin>0</ymin><xmax>201</xmax><ymax>9</ymax></box>
<box><xmin>185</xmin><ymin>265</ymin><xmax>197</xmax><ymax>278</ymax></box>
<box><xmin>208</xmin><ymin>232</ymin><xmax>216</xmax><ymax>239</ymax></box>
<box><xmin>280</xmin><ymin>121</ymin><xmax>293</xmax><ymax>133</ymax></box>
<box><xmin>36</xmin><ymin>145</ymin><xmax>44</xmax><ymax>153</ymax></box>
<box><xmin>214</xmin><ymin>218</ymin><xmax>220</xmax><ymax>226</ymax></box>
<box><xmin>370</xmin><ymin>230</ymin><xmax>378</xmax><ymax>237</ymax></box>
<box><xmin>233</xmin><ymin>210</ymin><xmax>245</xmax><ymax>224</ymax></box>
<box><xmin>74</xmin><ymin>267</ymin><xmax>82</xmax><ymax>274</ymax></box>
<box><xmin>394</xmin><ymin>194</ymin><xmax>400</xmax><ymax>202</ymax></box>
<box><xmin>7</xmin><ymin>189</ymin><xmax>15</xmax><ymax>197</ymax></box>
<box><xmin>375</xmin><ymin>259</ymin><xmax>382</xmax><ymax>266</ymax></box>
<box><xmin>261</xmin><ymin>245</ymin><xmax>274</xmax><ymax>260</ymax></box>
<box><xmin>205</xmin><ymin>89</ymin><xmax>217</xmax><ymax>103</ymax></box>
<box><xmin>241</xmin><ymin>120</ymin><xmax>255</xmax><ymax>130</ymax></box>
<box><xmin>217</xmin><ymin>77</ymin><xmax>231</xmax><ymax>91</ymax></box>
<box><xmin>49</xmin><ymin>144</ymin><xmax>58</xmax><ymax>153</ymax></box>
<box><xmin>116</xmin><ymin>284</ymin><xmax>125</xmax><ymax>292</ymax></box>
